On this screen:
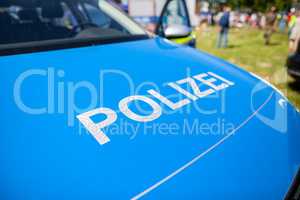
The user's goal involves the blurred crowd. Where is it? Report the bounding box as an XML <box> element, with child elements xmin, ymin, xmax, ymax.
<box><xmin>199</xmin><ymin>6</ymin><xmax>298</xmax><ymax>32</ymax></box>
<box><xmin>196</xmin><ymin>4</ymin><xmax>300</xmax><ymax>51</ymax></box>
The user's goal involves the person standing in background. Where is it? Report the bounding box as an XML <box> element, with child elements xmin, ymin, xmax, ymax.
<box><xmin>217</xmin><ymin>6</ymin><xmax>231</xmax><ymax>48</ymax></box>
<box><xmin>288</xmin><ymin>8</ymin><xmax>297</xmax><ymax>36</ymax></box>
<box><xmin>289</xmin><ymin>7</ymin><xmax>300</xmax><ymax>54</ymax></box>
<box><xmin>259</xmin><ymin>13</ymin><xmax>266</xmax><ymax>29</ymax></box>
<box><xmin>278</xmin><ymin>12</ymin><xmax>287</xmax><ymax>33</ymax></box>
<box><xmin>264</xmin><ymin>6</ymin><xmax>277</xmax><ymax>45</ymax></box>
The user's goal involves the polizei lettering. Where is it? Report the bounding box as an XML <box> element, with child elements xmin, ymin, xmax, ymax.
<box><xmin>77</xmin><ymin>72</ymin><xmax>235</xmax><ymax>145</ymax></box>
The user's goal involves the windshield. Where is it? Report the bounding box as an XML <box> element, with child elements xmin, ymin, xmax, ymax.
<box><xmin>0</xmin><ymin>0</ymin><xmax>147</xmax><ymax>53</ymax></box>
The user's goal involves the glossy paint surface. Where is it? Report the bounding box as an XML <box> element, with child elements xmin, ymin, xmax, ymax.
<box><xmin>0</xmin><ymin>37</ymin><xmax>299</xmax><ymax>200</ymax></box>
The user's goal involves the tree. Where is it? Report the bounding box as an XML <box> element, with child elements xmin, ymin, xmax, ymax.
<box><xmin>224</xmin><ymin>0</ymin><xmax>294</xmax><ymax>11</ymax></box>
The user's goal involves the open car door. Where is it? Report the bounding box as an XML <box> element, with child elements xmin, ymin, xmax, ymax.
<box><xmin>156</xmin><ymin>0</ymin><xmax>196</xmax><ymax>47</ymax></box>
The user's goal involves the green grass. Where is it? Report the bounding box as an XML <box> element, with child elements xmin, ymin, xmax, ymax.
<box><xmin>196</xmin><ymin>27</ymin><xmax>300</xmax><ymax>110</ymax></box>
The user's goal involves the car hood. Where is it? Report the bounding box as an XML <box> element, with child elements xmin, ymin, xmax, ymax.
<box><xmin>0</xmin><ymin>38</ymin><xmax>300</xmax><ymax>200</ymax></box>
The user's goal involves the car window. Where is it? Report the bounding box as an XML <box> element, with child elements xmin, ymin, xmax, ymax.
<box><xmin>0</xmin><ymin>0</ymin><xmax>146</xmax><ymax>51</ymax></box>
<box><xmin>162</xmin><ymin>0</ymin><xmax>189</xmax><ymax>29</ymax></box>
<box><xmin>85</xmin><ymin>3</ymin><xmax>111</xmax><ymax>27</ymax></box>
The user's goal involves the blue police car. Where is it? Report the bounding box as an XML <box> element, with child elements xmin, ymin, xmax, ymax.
<box><xmin>0</xmin><ymin>0</ymin><xmax>300</xmax><ymax>200</ymax></box>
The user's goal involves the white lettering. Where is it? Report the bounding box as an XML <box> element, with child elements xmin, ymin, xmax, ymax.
<box><xmin>77</xmin><ymin>108</ymin><xmax>117</xmax><ymax>145</ymax></box>
<box><xmin>119</xmin><ymin>95</ymin><xmax>162</xmax><ymax>122</ymax></box>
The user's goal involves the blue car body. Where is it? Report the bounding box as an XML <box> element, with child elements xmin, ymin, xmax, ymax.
<box><xmin>0</xmin><ymin>37</ymin><xmax>300</xmax><ymax>200</ymax></box>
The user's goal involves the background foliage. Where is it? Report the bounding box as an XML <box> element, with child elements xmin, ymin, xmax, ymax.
<box><xmin>217</xmin><ymin>0</ymin><xmax>296</xmax><ymax>11</ymax></box>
